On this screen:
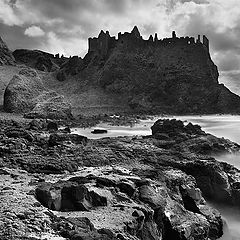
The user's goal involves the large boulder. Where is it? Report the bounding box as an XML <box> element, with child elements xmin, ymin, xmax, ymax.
<box><xmin>151</xmin><ymin>119</ymin><xmax>204</xmax><ymax>140</ymax></box>
<box><xmin>0</xmin><ymin>36</ymin><xmax>15</xmax><ymax>65</ymax></box>
<box><xmin>3</xmin><ymin>68</ymin><xmax>45</xmax><ymax>112</ymax></box>
<box><xmin>4</xmin><ymin>68</ymin><xmax>73</xmax><ymax>119</ymax></box>
<box><xmin>36</xmin><ymin>181</ymin><xmax>107</xmax><ymax>211</ymax></box>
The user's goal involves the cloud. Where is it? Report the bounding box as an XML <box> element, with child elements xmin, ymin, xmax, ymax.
<box><xmin>41</xmin><ymin>32</ymin><xmax>87</xmax><ymax>56</ymax></box>
<box><xmin>0</xmin><ymin>0</ymin><xmax>240</xmax><ymax>80</ymax></box>
<box><xmin>24</xmin><ymin>26</ymin><xmax>45</xmax><ymax>37</ymax></box>
<box><xmin>0</xmin><ymin>0</ymin><xmax>23</xmax><ymax>26</ymax></box>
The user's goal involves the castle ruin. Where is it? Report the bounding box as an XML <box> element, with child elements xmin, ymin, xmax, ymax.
<box><xmin>88</xmin><ymin>26</ymin><xmax>210</xmax><ymax>57</ymax></box>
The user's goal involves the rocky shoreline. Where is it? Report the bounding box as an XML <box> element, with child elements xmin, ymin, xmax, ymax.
<box><xmin>0</xmin><ymin>118</ymin><xmax>240</xmax><ymax>239</ymax></box>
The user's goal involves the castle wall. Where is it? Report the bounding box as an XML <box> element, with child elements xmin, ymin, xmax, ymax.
<box><xmin>87</xmin><ymin>28</ymin><xmax>210</xmax><ymax>57</ymax></box>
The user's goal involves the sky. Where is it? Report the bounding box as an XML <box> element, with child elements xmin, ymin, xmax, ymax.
<box><xmin>0</xmin><ymin>0</ymin><xmax>240</xmax><ymax>92</ymax></box>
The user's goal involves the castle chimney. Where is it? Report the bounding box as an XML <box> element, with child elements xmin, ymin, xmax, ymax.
<box><xmin>154</xmin><ymin>33</ymin><xmax>158</xmax><ymax>42</ymax></box>
<box><xmin>131</xmin><ymin>26</ymin><xmax>141</xmax><ymax>38</ymax></box>
<box><xmin>197</xmin><ymin>35</ymin><xmax>201</xmax><ymax>43</ymax></box>
<box><xmin>172</xmin><ymin>31</ymin><xmax>176</xmax><ymax>38</ymax></box>
<box><xmin>148</xmin><ymin>35</ymin><xmax>153</xmax><ymax>42</ymax></box>
<box><xmin>118</xmin><ymin>32</ymin><xmax>122</xmax><ymax>40</ymax></box>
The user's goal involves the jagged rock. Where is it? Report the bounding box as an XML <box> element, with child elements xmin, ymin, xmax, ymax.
<box><xmin>0</xmin><ymin>36</ymin><xmax>15</xmax><ymax>65</ymax></box>
<box><xmin>180</xmin><ymin>160</ymin><xmax>232</xmax><ymax>203</ymax></box>
<box><xmin>139</xmin><ymin>185</ymin><xmax>167</xmax><ymax>209</ymax></box>
<box><xmin>151</xmin><ymin>119</ymin><xmax>204</xmax><ymax>136</ymax></box>
<box><xmin>35</xmin><ymin>166</ymin><xmax>223</xmax><ymax>240</ymax></box>
<box><xmin>36</xmin><ymin>181</ymin><xmax>107</xmax><ymax>211</ymax></box>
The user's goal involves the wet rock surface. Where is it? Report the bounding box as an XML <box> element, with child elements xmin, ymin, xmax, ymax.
<box><xmin>0</xmin><ymin>118</ymin><xmax>240</xmax><ymax>239</ymax></box>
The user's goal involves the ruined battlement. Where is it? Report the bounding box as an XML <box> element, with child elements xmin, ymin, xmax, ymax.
<box><xmin>88</xmin><ymin>26</ymin><xmax>210</xmax><ymax>57</ymax></box>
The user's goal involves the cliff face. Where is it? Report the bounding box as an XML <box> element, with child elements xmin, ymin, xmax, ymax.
<box><xmin>0</xmin><ymin>36</ymin><xmax>15</xmax><ymax>65</ymax></box>
<box><xmin>65</xmin><ymin>27</ymin><xmax>240</xmax><ymax>114</ymax></box>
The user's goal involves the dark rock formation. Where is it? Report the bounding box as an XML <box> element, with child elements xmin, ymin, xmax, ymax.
<box><xmin>13</xmin><ymin>49</ymin><xmax>67</xmax><ymax>72</ymax></box>
<box><xmin>3</xmin><ymin>69</ymin><xmax>73</xmax><ymax>119</ymax></box>
<box><xmin>151</xmin><ymin>118</ymin><xmax>204</xmax><ymax>136</ymax></box>
<box><xmin>56</xmin><ymin>56</ymin><xmax>85</xmax><ymax>81</ymax></box>
<box><xmin>36</xmin><ymin>181</ymin><xmax>107</xmax><ymax>211</ymax></box>
<box><xmin>35</xmin><ymin>166</ymin><xmax>223</xmax><ymax>240</ymax></box>
<box><xmin>0</xmin><ymin>36</ymin><xmax>15</xmax><ymax>65</ymax></box>
<box><xmin>91</xmin><ymin>129</ymin><xmax>108</xmax><ymax>134</ymax></box>
<box><xmin>58</xmin><ymin>26</ymin><xmax>240</xmax><ymax>114</ymax></box>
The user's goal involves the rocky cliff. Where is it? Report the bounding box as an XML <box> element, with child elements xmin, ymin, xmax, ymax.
<box><xmin>59</xmin><ymin>27</ymin><xmax>240</xmax><ymax>114</ymax></box>
<box><xmin>0</xmin><ymin>36</ymin><xmax>15</xmax><ymax>65</ymax></box>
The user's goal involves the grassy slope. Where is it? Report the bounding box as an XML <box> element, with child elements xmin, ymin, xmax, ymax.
<box><xmin>0</xmin><ymin>64</ymin><xmax>132</xmax><ymax>117</ymax></box>
<box><xmin>42</xmin><ymin>72</ymin><xmax>131</xmax><ymax>117</ymax></box>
